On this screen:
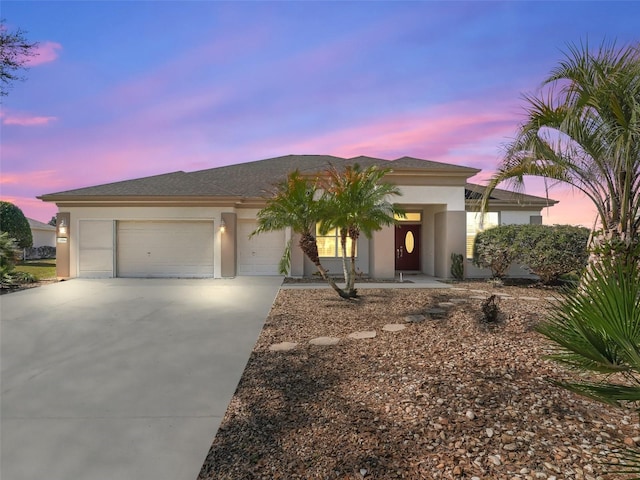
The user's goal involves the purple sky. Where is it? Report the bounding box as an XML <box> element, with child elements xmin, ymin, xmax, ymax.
<box><xmin>2</xmin><ymin>1</ymin><xmax>638</xmax><ymax>227</ymax></box>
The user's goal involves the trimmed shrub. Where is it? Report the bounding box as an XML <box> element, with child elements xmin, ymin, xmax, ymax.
<box><xmin>472</xmin><ymin>225</ymin><xmax>519</xmax><ymax>278</ymax></box>
<box><xmin>0</xmin><ymin>201</ymin><xmax>32</xmax><ymax>249</ymax></box>
<box><xmin>515</xmin><ymin>224</ymin><xmax>590</xmax><ymax>284</ymax></box>
<box><xmin>450</xmin><ymin>252</ymin><xmax>464</xmax><ymax>280</ymax></box>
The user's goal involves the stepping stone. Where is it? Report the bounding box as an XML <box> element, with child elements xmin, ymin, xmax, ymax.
<box><xmin>469</xmin><ymin>295</ymin><xmax>487</xmax><ymax>300</ymax></box>
<box><xmin>425</xmin><ymin>308</ymin><xmax>447</xmax><ymax>319</ymax></box>
<box><xmin>449</xmin><ymin>298</ymin><xmax>467</xmax><ymax>304</ymax></box>
<box><xmin>438</xmin><ymin>302</ymin><xmax>455</xmax><ymax>308</ymax></box>
<box><xmin>405</xmin><ymin>314</ymin><xmax>426</xmax><ymax>323</ymax></box>
<box><xmin>470</xmin><ymin>289</ymin><xmax>488</xmax><ymax>294</ymax></box>
<box><xmin>348</xmin><ymin>330</ymin><xmax>376</xmax><ymax>339</ymax></box>
<box><xmin>450</xmin><ymin>287</ymin><xmax>468</xmax><ymax>291</ymax></box>
<box><xmin>494</xmin><ymin>293</ymin><xmax>512</xmax><ymax>298</ymax></box>
<box><xmin>383</xmin><ymin>324</ymin><xmax>406</xmax><ymax>332</ymax></box>
<box><xmin>519</xmin><ymin>296</ymin><xmax>540</xmax><ymax>301</ymax></box>
<box><xmin>309</xmin><ymin>336</ymin><xmax>340</xmax><ymax>346</ymax></box>
<box><xmin>269</xmin><ymin>341</ymin><xmax>298</xmax><ymax>352</ymax></box>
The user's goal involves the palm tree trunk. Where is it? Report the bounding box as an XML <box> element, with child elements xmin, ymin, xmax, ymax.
<box><xmin>347</xmin><ymin>228</ymin><xmax>359</xmax><ymax>296</ymax></box>
<box><xmin>339</xmin><ymin>229</ymin><xmax>350</xmax><ymax>290</ymax></box>
<box><xmin>299</xmin><ymin>233</ymin><xmax>349</xmax><ymax>298</ymax></box>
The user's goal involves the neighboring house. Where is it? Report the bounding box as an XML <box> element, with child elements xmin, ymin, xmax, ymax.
<box><xmin>27</xmin><ymin>217</ymin><xmax>56</xmax><ymax>248</ymax></box>
<box><xmin>38</xmin><ymin>154</ymin><xmax>557</xmax><ymax>280</ymax></box>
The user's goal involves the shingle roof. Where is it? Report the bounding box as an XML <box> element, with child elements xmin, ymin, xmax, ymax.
<box><xmin>27</xmin><ymin>217</ymin><xmax>56</xmax><ymax>230</ymax></box>
<box><xmin>465</xmin><ymin>183</ymin><xmax>558</xmax><ymax>206</ymax></box>
<box><xmin>39</xmin><ymin>154</ymin><xmax>480</xmax><ymax>200</ymax></box>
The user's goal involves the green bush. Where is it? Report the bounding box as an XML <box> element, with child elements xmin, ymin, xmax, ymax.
<box><xmin>0</xmin><ymin>232</ymin><xmax>19</xmax><ymax>273</ymax></box>
<box><xmin>0</xmin><ymin>201</ymin><xmax>32</xmax><ymax>249</ymax></box>
<box><xmin>472</xmin><ymin>225</ymin><xmax>519</xmax><ymax>278</ymax></box>
<box><xmin>515</xmin><ymin>224</ymin><xmax>590</xmax><ymax>284</ymax></box>
<box><xmin>450</xmin><ymin>252</ymin><xmax>464</xmax><ymax>280</ymax></box>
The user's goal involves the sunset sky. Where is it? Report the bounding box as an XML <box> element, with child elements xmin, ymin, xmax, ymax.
<box><xmin>2</xmin><ymin>1</ymin><xmax>638</xmax><ymax>226</ymax></box>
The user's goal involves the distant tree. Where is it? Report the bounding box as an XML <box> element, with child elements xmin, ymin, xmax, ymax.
<box><xmin>0</xmin><ymin>19</ymin><xmax>39</xmax><ymax>97</ymax></box>
<box><xmin>0</xmin><ymin>201</ymin><xmax>32</xmax><ymax>248</ymax></box>
<box><xmin>48</xmin><ymin>216</ymin><xmax>56</xmax><ymax>226</ymax></box>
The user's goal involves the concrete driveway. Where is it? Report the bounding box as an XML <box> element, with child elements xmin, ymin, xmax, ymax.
<box><xmin>1</xmin><ymin>277</ymin><xmax>282</xmax><ymax>480</ymax></box>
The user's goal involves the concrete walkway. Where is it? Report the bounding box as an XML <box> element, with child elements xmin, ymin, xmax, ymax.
<box><xmin>280</xmin><ymin>274</ymin><xmax>451</xmax><ymax>290</ymax></box>
<box><xmin>0</xmin><ymin>277</ymin><xmax>282</xmax><ymax>480</ymax></box>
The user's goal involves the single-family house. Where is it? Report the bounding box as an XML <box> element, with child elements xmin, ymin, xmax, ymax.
<box><xmin>38</xmin><ymin>155</ymin><xmax>557</xmax><ymax>280</ymax></box>
<box><xmin>27</xmin><ymin>217</ymin><xmax>57</xmax><ymax>248</ymax></box>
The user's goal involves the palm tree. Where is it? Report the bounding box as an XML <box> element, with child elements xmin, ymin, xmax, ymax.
<box><xmin>319</xmin><ymin>164</ymin><xmax>403</xmax><ymax>297</ymax></box>
<box><xmin>482</xmin><ymin>41</ymin><xmax>640</xmax><ymax>264</ymax></box>
<box><xmin>252</xmin><ymin>170</ymin><xmax>349</xmax><ymax>298</ymax></box>
<box><xmin>536</xmin><ymin>255</ymin><xmax>640</xmax><ymax>476</ymax></box>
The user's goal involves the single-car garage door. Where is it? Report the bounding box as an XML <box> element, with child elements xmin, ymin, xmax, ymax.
<box><xmin>237</xmin><ymin>220</ymin><xmax>284</xmax><ymax>275</ymax></box>
<box><xmin>117</xmin><ymin>221</ymin><xmax>214</xmax><ymax>278</ymax></box>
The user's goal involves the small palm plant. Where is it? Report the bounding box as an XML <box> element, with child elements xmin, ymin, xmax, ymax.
<box><xmin>536</xmin><ymin>255</ymin><xmax>640</xmax><ymax>476</ymax></box>
<box><xmin>319</xmin><ymin>163</ymin><xmax>403</xmax><ymax>297</ymax></box>
<box><xmin>252</xmin><ymin>170</ymin><xmax>348</xmax><ymax>298</ymax></box>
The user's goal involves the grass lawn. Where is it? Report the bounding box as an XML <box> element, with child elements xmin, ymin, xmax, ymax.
<box><xmin>15</xmin><ymin>259</ymin><xmax>56</xmax><ymax>280</ymax></box>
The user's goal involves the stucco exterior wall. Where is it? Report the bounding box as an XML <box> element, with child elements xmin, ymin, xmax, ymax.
<box><xmin>31</xmin><ymin>228</ymin><xmax>56</xmax><ymax>248</ymax></box>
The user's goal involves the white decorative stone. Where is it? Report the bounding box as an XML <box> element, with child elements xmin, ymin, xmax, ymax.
<box><xmin>449</xmin><ymin>298</ymin><xmax>467</xmax><ymax>304</ymax></box>
<box><xmin>382</xmin><ymin>324</ymin><xmax>406</xmax><ymax>332</ymax></box>
<box><xmin>269</xmin><ymin>342</ymin><xmax>298</xmax><ymax>352</ymax></box>
<box><xmin>309</xmin><ymin>336</ymin><xmax>340</xmax><ymax>346</ymax></box>
<box><xmin>348</xmin><ymin>330</ymin><xmax>376</xmax><ymax>339</ymax></box>
<box><xmin>438</xmin><ymin>302</ymin><xmax>455</xmax><ymax>308</ymax></box>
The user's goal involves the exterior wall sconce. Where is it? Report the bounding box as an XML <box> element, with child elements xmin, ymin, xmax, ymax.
<box><xmin>58</xmin><ymin>219</ymin><xmax>67</xmax><ymax>235</ymax></box>
<box><xmin>219</xmin><ymin>219</ymin><xmax>226</xmax><ymax>233</ymax></box>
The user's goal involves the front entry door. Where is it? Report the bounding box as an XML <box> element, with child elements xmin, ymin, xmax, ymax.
<box><xmin>395</xmin><ymin>224</ymin><xmax>420</xmax><ymax>270</ymax></box>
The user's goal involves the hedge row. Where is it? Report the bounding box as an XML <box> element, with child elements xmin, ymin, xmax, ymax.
<box><xmin>472</xmin><ymin>224</ymin><xmax>590</xmax><ymax>284</ymax></box>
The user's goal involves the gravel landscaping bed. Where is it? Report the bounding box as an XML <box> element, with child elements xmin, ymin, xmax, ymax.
<box><xmin>198</xmin><ymin>283</ymin><xmax>638</xmax><ymax>480</ymax></box>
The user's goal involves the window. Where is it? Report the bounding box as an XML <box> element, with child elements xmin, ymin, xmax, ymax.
<box><xmin>394</xmin><ymin>212</ymin><xmax>422</xmax><ymax>222</ymax></box>
<box><xmin>316</xmin><ymin>225</ymin><xmax>356</xmax><ymax>257</ymax></box>
<box><xmin>466</xmin><ymin>212</ymin><xmax>499</xmax><ymax>258</ymax></box>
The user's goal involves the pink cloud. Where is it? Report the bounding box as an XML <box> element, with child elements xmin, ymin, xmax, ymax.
<box><xmin>260</xmin><ymin>100</ymin><xmax>518</xmax><ymax>169</ymax></box>
<box><xmin>1</xmin><ymin>113</ymin><xmax>57</xmax><ymax>126</ymax></box>
<box><xmin>25</xmin><ymin>41</ymin><xmax>62</xmax><ymax>66</ymax></box>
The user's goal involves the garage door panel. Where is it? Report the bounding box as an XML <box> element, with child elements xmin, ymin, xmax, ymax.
<box><xmin>237</xmin><ymin>221</ymin><xmax>284</xmax><ymax>275</ymax></box>
<box><xmin>78</xmin><ymin>220</ymin><xmax>114</xmax><ymax>278</ymax></box>
<box><xmin>117</xmin><ymin>221</ymin><xmax>214</xmax><ymax>278</ymax></box>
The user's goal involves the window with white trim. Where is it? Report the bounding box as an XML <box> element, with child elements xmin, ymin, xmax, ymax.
<box><xmin>466</xmin><ymin>212</ymin><xmax>499</xmax><ymax>259</ymax></box>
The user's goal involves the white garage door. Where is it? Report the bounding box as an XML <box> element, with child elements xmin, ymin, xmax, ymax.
<box><xmin>117</xmin><ymin>221</ymin><xmax>214</xmax><ymax>278</ymax></box>
<box><xmin>79</xmin><ymin>220</ymin><xmax>114</xmax><ymax>278</ymax></box>
<box><xmin>237</xmin><ymin>221</ymin><xmax>284</xmax><ymax>275</ymax></box>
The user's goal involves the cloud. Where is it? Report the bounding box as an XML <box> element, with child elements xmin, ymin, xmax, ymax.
<box><xmin>25</xmin><ymin>41</ymin><xmax>62</xmax><ymax>66</ymax></box>
<box><xmin>1</xmin><ymin>112</ymin><xmax>57</xmax><ymax>126</ymax></box>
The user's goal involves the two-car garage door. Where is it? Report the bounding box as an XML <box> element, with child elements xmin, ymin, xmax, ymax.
<box><xmin>117</xmin><ymin>221</ymin><xmax>214</xmax><ymax>278</ymax></box>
